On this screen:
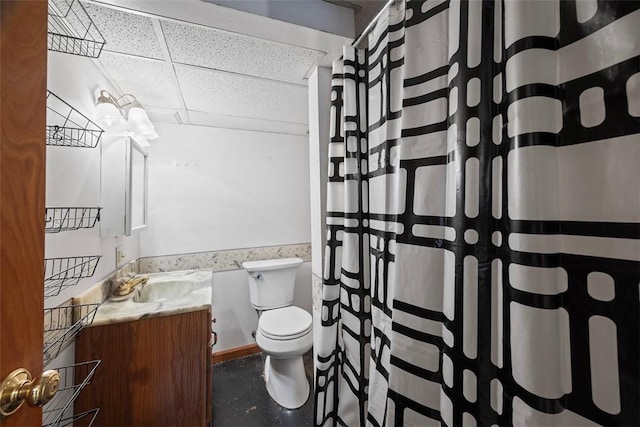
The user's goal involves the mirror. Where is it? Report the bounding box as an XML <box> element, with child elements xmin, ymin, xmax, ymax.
<box><xmin>127</xmin><ymin>141</ymin><xmax>148</xmax><ymax>234</ymax></box>
<box><xmin>101</xmin><ymin>135</ymin><xmax>148</xmax><ymax>237</ymax></box>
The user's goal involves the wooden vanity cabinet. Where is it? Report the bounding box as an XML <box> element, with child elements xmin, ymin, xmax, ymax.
<box><xmin>75</xmin><ymin>309</ymin><xmax>212</xmax><ymax>426</ymax></box>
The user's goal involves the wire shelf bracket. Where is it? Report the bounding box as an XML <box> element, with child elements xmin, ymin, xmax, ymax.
<box><xmin>46</xmin><ymin>91</ymin><xmax>103</xmax><ymax>148</ymax></box>
<box><xmin>44</xmin><ymin>303</ymin><xmax>100</xmax><ymax>366</ymax></box>
<box><xmin>53</xmin><ymin>408</ymin><xmax>99</xmax><ymax>427</ymax></box>
<box><xmin>48</xmin><ymin>0</ymin><xmax>106</xmax><ymax>58</ymax></box>
<box><xmin>45</xmin><ymin>207</ymin><xmax>101</xmax><ymax>233</ymax></box>
<box><xmin>44</xmin><ymin>256</ymin><xmax>101</xmax><ymax>298</ymax></box>
<box><xmin>42</xmin><ymin>360</ymin><xmax>101</xmax><ymax>427</ymax></box>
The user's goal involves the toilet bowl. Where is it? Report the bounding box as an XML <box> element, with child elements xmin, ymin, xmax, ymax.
<box><xmin>255</xmin><ymin>306</ymin><xmax>313</xmax><ymax>409</ymax></box>
<box><xmin>242</xmin><ymin>258</ymin><xmax>313</xmax><ymax>409</ymax></box>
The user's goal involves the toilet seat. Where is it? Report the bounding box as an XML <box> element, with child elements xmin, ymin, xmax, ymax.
<box><xmin>258</xmin><ymin>306</ymin><xmax>312</xmax><ymax>341</ymax></box>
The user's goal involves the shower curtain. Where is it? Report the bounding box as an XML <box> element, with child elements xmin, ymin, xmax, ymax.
<box><xmin>314</xmin><ymin>1</ymin><xmax>639</xmax><ymax>426</ymax></box>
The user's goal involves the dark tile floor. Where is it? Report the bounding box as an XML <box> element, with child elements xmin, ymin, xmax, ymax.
<box><xmin>212</xmin><ymin>351</ymin><xmax>315</xmax><ymax>427</ymax></box>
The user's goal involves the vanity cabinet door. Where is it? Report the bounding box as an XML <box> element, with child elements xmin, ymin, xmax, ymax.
<box><xmin>75</xmin><ymin>309</ymin><xmax>212</xmax><ymax>426</ymax></box>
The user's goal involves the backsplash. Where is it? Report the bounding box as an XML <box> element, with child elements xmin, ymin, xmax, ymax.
<box><xmin>75</xmin><ymin>243</ymin><xmax>311</xmax><ymax>306</ymax></box>
<box><xmin>138</xmin><ymin>243</ymin><xmax>311</xmax><ymax>274</ymax></box>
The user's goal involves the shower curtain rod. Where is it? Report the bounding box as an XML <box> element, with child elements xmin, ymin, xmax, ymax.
<box><xmin>352</xmin><ymin>0</ymin><xmax>397</xmax><ymax>47</ymax></box>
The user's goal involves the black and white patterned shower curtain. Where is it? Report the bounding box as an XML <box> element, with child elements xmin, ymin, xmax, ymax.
<box><xmin>314</xmin><ymin>1</ymin><xmax>639</xmax><ymax>426</ymax></box>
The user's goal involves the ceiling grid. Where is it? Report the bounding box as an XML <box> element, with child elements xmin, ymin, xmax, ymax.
<box><xmin>81</xmin><ymin>0</ymin><xmax>384</xmax><ymax>135</ymax></box>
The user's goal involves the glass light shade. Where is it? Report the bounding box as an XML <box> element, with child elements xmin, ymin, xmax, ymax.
<box><xmin>139</xmin><ymin>127</ymin><xmax>159</xmax><ymax>140</ymax></box>
<box><xmin>95</xmin><ymin>102</ymin><xmax>126</xmax><ymax>129</ymax></box>
<box><xmin>127</xmin><ymin>107</ymin><xmax>159</xmax><ymax>140</ymax></box>
<box><xmin>127</xmin><ymin>106</ymin><xmax>150</xmax><ymax>125</ymax></box>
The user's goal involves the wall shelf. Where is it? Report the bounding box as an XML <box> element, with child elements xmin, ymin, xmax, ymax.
<box><xmin>42</xmin><ymin>360</ymin><xmax>101</xmax><ymax>427</ymax></box>
<box><xmin>48</xmin><ymin>0</ymin><xmax>105</xmax><ymax>58</ymax></box>
<box><xmin>44</xmin><ymin>303</ymin><xmax>100</xmax><ymax>366</ymax></box>
<box><xmin>46</xmin><ymin>91</ymin><xmax>103</xmax><ymax>148</ymax></box>
<box><xmin>54</xmin><ymin>409</ymin><xmax>99</xmax><ymax>427</ymax></box>
<box><xmin>45</xmin><ymin>207</ymin><xmax>101</xmax><ymax>233</ymax></box>
<box><xmin>44</xmin><ymin>256</ymin><xmax>101</xmax><ymax>298</ymax></box>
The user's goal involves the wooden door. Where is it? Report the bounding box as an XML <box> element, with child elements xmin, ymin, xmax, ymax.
<box><xmin>0</xmin><ymin>1</ymin><xmax>48</xmax><ymax>426</ymax></box>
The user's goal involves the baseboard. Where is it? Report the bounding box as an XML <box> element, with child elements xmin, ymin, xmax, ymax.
<box><xmin>212</xmin><ymin>343</ymin><xmax>261</xmax><ymax>363</ymax></box>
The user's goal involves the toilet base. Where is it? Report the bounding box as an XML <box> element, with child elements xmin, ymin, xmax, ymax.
<box><xmin>263</xmin><ymin>355</ymin><xmax>309</xmax><ymax>409</ymax></box>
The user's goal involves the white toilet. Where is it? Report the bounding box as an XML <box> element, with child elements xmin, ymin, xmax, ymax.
<box><xmin>242</xmin><ymin>257</ymin><xmax>312</xmax><ymax>409</ymax></box>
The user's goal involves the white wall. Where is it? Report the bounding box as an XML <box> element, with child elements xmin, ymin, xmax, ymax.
<box><xmin>45</xmin><ymin>52</ymin><xmax>141</xmax><ymax>372</ymax></box>
<box><xmin>46</xmin><ymin>51</ymin><xmax>140</xmax><ymax>309</ymax></box>
<box><xmin>139</xmin><ymin>122</ymin><xmax>311</xmax><ymax>256</ymax></box>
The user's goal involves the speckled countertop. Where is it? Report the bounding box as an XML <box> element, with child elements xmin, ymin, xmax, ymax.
<box><xmin>89</xmin><ymin>269</ymin><xmax>213</xmax><ymax>327</ymax></box>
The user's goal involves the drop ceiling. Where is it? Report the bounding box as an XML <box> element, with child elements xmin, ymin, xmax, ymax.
<box><xmin>82</xmin><ymin>0</ymin><xmax>361</xmax><ymax>135</ymax></box>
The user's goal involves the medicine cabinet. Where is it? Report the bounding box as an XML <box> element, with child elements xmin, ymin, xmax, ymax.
<box><xmin>101</xmin><ymin>134</ymin><xmax>148</xmax><ymax>237</ymax></box>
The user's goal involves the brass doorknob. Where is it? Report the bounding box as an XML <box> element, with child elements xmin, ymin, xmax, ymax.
<box><xmin>0</xmin><ymin>368</ymin><xmax>60</xmax><ymax>418</ymax></box>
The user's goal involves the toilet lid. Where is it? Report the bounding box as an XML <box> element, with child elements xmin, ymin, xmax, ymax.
<box><xmin>258</xmin><ymin>306</ymin><xmax>312</xmax><ymax>341</ymax></box>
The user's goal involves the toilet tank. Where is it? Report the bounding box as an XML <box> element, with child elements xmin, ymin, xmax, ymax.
<box><xmin>242</xmin><ymin>258</ymin><xmax>303</xmax><ymax>310</ymax></box>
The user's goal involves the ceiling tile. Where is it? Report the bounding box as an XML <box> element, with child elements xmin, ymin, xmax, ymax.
<box><xmin>146</xmin><ymin>110</ymin><xmax>182</xmax><ymax>125</ymax></box>
<box><xmin>175</xmin><ymin>65</ymin><xmax>309</xmax><ymax>124</ymax></box>
<box><xmin>98</xmin><ymin>52</ymin><xmax>183</xmax><ymax>109</ymax></box>
<box><xmin>187</xmin><ymin>111</ymin><xmax>309</xmax><ymax>135</ymax></box>
<box><xmin>83</xmin><ymin>2</ymin><xmax>164</xmax><ymax>59</ymax></box>
<box><xmin>162</xmin><ymin>21</ymin><xmax>325</xmax><ymax>84</ymax></box>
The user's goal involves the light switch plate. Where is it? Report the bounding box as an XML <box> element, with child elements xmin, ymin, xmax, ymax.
<box><xmin>116</xmin><ymin>245</ymin><xmax>127</xmax><ymax>268</ymax></box>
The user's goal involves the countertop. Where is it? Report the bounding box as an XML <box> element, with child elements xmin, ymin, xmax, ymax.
<box><xmin>89</xmin><ymin>269</ymin><xmax>213</xmax><ymax>326</ymax></box>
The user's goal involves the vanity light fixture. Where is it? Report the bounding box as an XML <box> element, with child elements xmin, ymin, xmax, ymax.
<box><xmin>95</xmin><ymin>90</ymin><xmax>159</xmax><ymax>140</ymax></box>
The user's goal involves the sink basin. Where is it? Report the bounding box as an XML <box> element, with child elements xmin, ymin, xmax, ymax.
<box><xmin>133</xmin><ymin>279</ymin><xmax>195</xmax><ymax>303</ymax></box>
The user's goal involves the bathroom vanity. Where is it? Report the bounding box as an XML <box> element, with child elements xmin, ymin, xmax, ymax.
<box><xmin>74</xmin><ymin>270</ymin><xmax>213</xmax><ymax>426</ymax></box>
<box><xmin>75</xmin><ymin>309</ymin><xmax>212</xmax><ymax>426</ymax></box>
